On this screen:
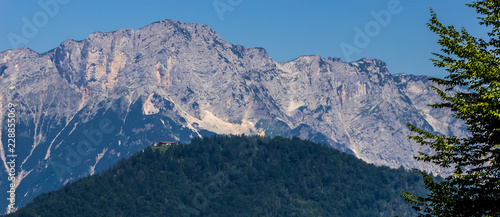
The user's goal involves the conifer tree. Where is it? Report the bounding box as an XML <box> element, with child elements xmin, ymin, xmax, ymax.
<box><xmin>403</xmin><ymin>1</ymin><xmax>500</xmax><ymax>216</ymax></box>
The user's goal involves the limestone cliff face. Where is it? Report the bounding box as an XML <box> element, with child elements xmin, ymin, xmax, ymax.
<box><xmin>0</xmin><ymin>19</ymin><xmax>466</xmax><ymax>211</ymax></box>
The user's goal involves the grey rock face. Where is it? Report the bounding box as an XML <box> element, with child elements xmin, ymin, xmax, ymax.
<box><xmin>0</xmin><ymin>19</ymin><xmax>466</xmax><ymax>212</ymax></box>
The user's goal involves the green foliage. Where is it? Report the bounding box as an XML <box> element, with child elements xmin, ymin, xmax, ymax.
<box><xmin>151</xmin><ymin>144</ymin><xmax>171</xmax><ymax>153</ymax></box>
<box><xmin>5</xmin><ymin>136</ymin><xmax>425</xmax><ymax>217</ymax></box>
<box><xmin>404</xmin><ymin>1</ymin><xmax>500</xmax><ymax>216</ymax></box>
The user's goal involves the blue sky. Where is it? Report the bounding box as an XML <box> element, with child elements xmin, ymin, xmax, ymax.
<box><xmin>0</xmin><ymin>0</ymin><xmax>486</xmax><ymax>78</ymax></box>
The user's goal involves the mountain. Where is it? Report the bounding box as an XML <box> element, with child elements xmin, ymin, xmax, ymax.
<box><xmin>0</xmin><ymin>19</ymin><xmax>466</xmax><ymax>212</ymax></box>
<box><xmin>3</xmin><ymin>136</ymin><xmax>426</xmax><ymax>217</ymax></box>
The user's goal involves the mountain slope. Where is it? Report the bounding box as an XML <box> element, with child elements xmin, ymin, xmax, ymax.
<box><xmin>4</xmin><ymin>136</ymin><xmax>426</xmax><ymax>217</ymax></box>
<box><xmin>0</xmin><ymin>19</ymin><xmax>466</xmax><ymax>211</ymax></box>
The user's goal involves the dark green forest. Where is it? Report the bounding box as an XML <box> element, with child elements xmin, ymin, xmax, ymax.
<box><xmin>5</xmin><ymin>136</ymin><xmax>427</xmax><ymax>217</ymax></box>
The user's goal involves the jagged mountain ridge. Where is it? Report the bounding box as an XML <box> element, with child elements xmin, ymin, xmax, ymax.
<box><xmin>0</xmin><ymin>19</ymin><xmax>466</xmax><ymax>212</ymax></box>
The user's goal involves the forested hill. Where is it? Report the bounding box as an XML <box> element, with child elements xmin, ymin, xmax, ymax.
<box><xmin>5</xmin><ymin>136</ymin><xmax>426</xmax><ymax>217</ymax></box>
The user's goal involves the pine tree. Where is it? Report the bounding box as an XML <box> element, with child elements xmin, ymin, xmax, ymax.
<box><xmin>403</xmin><ymin>1</ymin><xmax>500</xmax><ymax>216</ymax></box>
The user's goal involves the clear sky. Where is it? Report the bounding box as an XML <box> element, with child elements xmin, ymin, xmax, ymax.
<box><xmin>0</xmin><ymin>0</ymin><xmax>487</xmax><ymax>78</ymax></box>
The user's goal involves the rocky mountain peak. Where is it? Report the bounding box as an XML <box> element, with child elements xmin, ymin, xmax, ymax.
<box><xmin>350</xmin><ymin>57</ymin><xmax>390</xmax><ymax>75</ymax></box>
<box><xmin>0</xmin><ymin>19</ymin><xmax>467</xmax><ymax>212</ymax></box>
